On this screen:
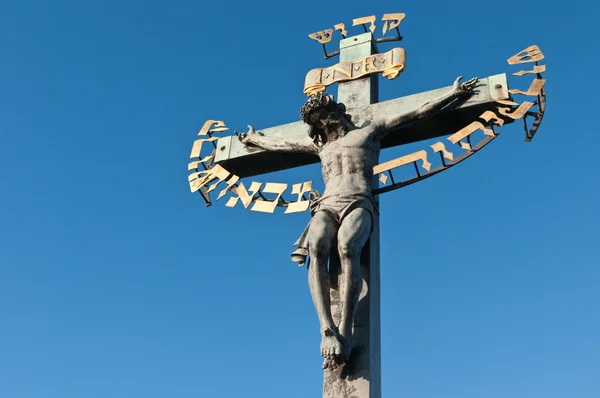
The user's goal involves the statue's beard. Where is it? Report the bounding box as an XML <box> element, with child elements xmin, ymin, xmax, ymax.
<box><xmin>321</xmin><ymin>116</ymin><xmax>347</xmax><ymax>141</ymax></box>
<box><xmin>307</xmin><ymin>113</ymin><xmax>349</xmax><ymax>145</ymax></box>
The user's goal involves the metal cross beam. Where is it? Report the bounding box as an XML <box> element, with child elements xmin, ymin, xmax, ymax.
<box><xmin>215</xmin><ymin>73</ymin><xmax>511</xmax><ymax>179</ymax></box>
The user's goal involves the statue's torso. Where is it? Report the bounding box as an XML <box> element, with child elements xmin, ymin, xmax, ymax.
<box><xmin>318</xmin><ymin>124</ymin><xmax>379</xmax><ymax>197</ymax></box>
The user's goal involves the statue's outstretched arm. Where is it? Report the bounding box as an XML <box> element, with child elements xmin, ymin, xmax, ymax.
<box><xmin>237</xmin><ymin>125</ymin><xmax>318</xmax><ymax>154</ymax></box>
<box><xmin>374</xmin><ymin>76</ymin><xmax>478</xmax><ymax>139</ymax></box>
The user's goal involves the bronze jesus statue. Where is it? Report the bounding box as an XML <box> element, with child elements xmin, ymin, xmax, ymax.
<box><xmin>238</xmin><ymin>76</ymin><xmax>478</xmax><ymax>369</ymax></box>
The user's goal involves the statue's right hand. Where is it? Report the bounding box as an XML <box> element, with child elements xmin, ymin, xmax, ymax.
<box><xmin>453</xmin><ymin>76</ymin><xmax>478</xmax><ymax>96</ymax></box>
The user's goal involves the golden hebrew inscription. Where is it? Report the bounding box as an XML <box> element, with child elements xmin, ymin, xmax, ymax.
<box><xmin>189</xmin><ymin>120</ymin><xmax>236</xmax><ymax>206</ymax></box>
<box><xmin>285</xmin><ymin>182</ymin><xmax>312</xmax><ymax>214</ymax></box>
<box><xmin>308</xmin><ymin>29</ymin><xmax>334</xmax><ymax>44</ymax></box>
<box><xmin>373</xmin><ymin>150</ymin><xmax>431</xmax><ymax>175</ymax></box>
<box><xmin>372</xmin><ymin>104</ymin><xmax>511</xmax><ymax>188</ymax></box>
<box><xmin>431</xmin><ymin>142</ymin><xmax>454</xmax><ymax>161</ymax></box>
<box><xmin>497</xmin><ymin>102</ymin><xmax>535</xmax><ymax>119</ymax></box>
<box><xmin>250</xmin><ymin>183</ymin><xmax>288</xmax><ymax>213</ymax></box>
<box><xmin>190</xmin><ymin>136</ymin><xmax>219</xmax><ymax>160</ymax></box>
<box><xmin>225</xmin><ymin>181</ymin><xmax>262</xmax><ymax>209</ymax></box>
<box><xmin>448</xmin><ymin>122</ymin><xmax>495</xmax><ymax>151</ymax></box>
<box><xmin>496</xmin><ymin>99</ymin><xmax>519</xmax><ymax>106</ymax></box>
<box><xmin>304</xmin><ymin>48</ymin><xmax>406</xmax><ymax>95</ymax></box>
<box><xmin>307</xmin><ymin>13</ymin><xmax>406</xmax><ymax>47</ymax></box>
<box><xmin>513</xmin><ymin>64</ymin><xmax>546</xmax><ymax>76</ymax></box>
<box><xmin>334</xmin><ymin>23</ymin><xmax>347</xmax><ymax>38</ymax></box>
<box><xmin>506</xmin><ymin>44</ymin><xmax>547</xmax><ymax>142</ymax></box>
<box><xmin>191</xmin><ymin>44</ymin><xmax>549</xmax><ymax>211</ymax></box>
<box><xmin>381</xmin><ymin>13</ymin><xmax>405</xmax><ymax>35</ymax></box>
<box><xmin>215</xmin><ymin>175</ymin><xmax>240</xmax><ymax>200</ymax></box>
<box><xmin>479</xmin><ymin>110</ymin><xmax>505</xmax><ymax>127</ymax></box>
<box><xmin>508</xmin><ymin>45</ymin><xmax>545</xmax><ymax>65</ymax></box>
<box><xmin>190</xmin><ymin>120</ymin><xmax>228</xmax><ymax>170</ymax></box>
<box><xmin>189</xmin><ymin>164</ymin><xmax>231</xmax><ymax>193</ymax></box>
<box><xmin>353</xmin><ymin>16</ymin><xmax>376</xmax><ymax>33</ymax></box>
<box><xmin>188</xmin><ymin>161</ymin><xmax>201</xmax><ymax>171</ymax></box>
<box><xmin>189</xmin><ymin>119</ymin><xmax>316</xmax><ymax>214</ymax></box>
<box><xmin>508</xmin><ymin>79</ymin><xmax>546</xmax><ymax>97</ymax></box>
<box><xmin>198</xmin><ymin>120</ymin><xmax>228</xmax><ymax>136</ymax></box>
<box><xmin>189</xmin><ymin>167</ymin><xmax>239</xmax><ymax>201</ymax></box>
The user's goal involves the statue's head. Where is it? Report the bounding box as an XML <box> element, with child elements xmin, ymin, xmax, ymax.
<box><xmin>300</xmin><ymin>92</ymin><xmax>351</xmax><ymax>145</ymax></box>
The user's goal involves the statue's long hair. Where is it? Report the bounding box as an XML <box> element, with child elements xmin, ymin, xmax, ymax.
<box><xmin>300</xmin><ymin>92</ymin><xmax>352</xmax><ymax>145</ymax></box>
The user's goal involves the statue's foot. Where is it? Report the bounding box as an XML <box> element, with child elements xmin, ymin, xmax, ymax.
<box><xmin>320</xmin><ymin>329</ymin><xmax>345</xmax><ymax>370</ymax></box>
<box><xmin>320</xmin><ymin>333</ymin><xmax>342</xmax><ymax>359</ymax></box>
<box><xmin>322</xmin><ymin>356</ymin><xmax>342</xmax><ymax>370</ymax></box>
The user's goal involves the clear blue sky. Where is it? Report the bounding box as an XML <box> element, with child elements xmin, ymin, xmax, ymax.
<box><xmin>1</xmin><ymin>1</ymin><xmax>598</xmax><ymax>397</ymax></box>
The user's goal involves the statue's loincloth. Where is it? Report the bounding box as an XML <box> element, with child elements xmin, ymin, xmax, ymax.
<box><xmin>291</xmin><ymin>191</ymin><xmax>379</xmax><ymax>268</ymax></box>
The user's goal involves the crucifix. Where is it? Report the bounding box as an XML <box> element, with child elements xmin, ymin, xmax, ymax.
<box><xmin>188</xmin><ymin>13</ymin><xmax>547</xmax><ymax>398</ymax></box>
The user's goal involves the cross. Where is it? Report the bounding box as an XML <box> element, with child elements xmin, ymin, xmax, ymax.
<box><xmin>207</xmin><ymin>33</ymin><xmax>514</xmax><ymax>397</ymax></box>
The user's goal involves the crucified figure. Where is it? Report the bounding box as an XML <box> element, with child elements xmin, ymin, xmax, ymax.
<box><xmin>238</xmin><ymin>76</ymin><xmax>478</xmax><ymax>369</ymax></box>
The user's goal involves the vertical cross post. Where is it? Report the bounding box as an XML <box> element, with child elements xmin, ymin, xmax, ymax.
<box><xmin>324</xmin><ymin>32</ymin><xmax>381</xmax><ymax>398</ymax></box>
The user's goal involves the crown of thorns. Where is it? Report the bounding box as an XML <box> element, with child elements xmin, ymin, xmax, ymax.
<box><xmin>300</xmin><ymin>92</ymin><xmax>344</xmax><ymax>123</ymax></box>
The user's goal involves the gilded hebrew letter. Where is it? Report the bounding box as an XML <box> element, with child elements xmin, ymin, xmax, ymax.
<box><xmin>479</xmin><ymin>110</ymin><xmax>505</xmax><ymax>127</ymax></box>
<box><xmin>507</xmin><ymin>45</ymin><xmax>545</xmax><ymax>65</ymax></box>
<box><xmin>188</xmin><ymin>161</ymin><xmax>201</xmax><ymax>171</ymax></box>
<box><xmin>189</xmin><ymin>136</ymin><xmax>219</xmax><ymax>159</ymax></box>
<box><xmin>496</xmin><ymin>99</ymin><xmax>518</xmax><ymax>106</ymax></box>
<box><xmin>508</xmin><ymin>79</ymin><xmax>546</xmax><ymax>96</ymax></box>
<box><xmin>225</xmin><ymin>181</ymin><xmax>263</xmax><ymax>209</ymax></box>
<box><xmin>198</xmin><ymin>120</ymin><xmax>228</xmax><ymax>136</ymax></box>
<box><xmin>497</xmin><ymin>101</ymin><xmax>535</xmax><ymax>120</ymax></box>
<box><xmin>250</xmin><ymin>183</ymin><xmax>288</xmax><ymax>213</ymax></box>
<box><xmin>513</xmin><ymin>64</ymin><xmax>546</xmax><ymax>76</ymax></box>
<box><xmin>308</xmin><ymin>29</ymin><xmax>334</xmax><ymax>44</ymax></box>
<box><xmin>353</xmin><ymin>16</ymin><xmax>376</xmax><ymax>34</ymax></box>
<box><xmin>373</xmin><ymin>150</ymin><xmax>431</xmax><ymax>174</ymax></box>
<box><xmin>189</xmin><ymin>164</ymin><xmax>231</xmax><ymax>193</ymax></box>
<box><xmin>285</xmin><ymin>182</ymin><xmax>313</xmax><ymax>214</ymax></box>
<box><xmin>431</xmin><ymin>142</ymin><xmax>454</xmax><ymax>161</ymax></box>
<box><xmin>448</xmin><ymin>121</ymin><xmax>495</xmax><ymax>151</ymax></box>
<box><xmin>334</xmin><ymin>23</ymin><xmax>347</xmax><ymax>38</ymax></box>
<box><xmin>381</xmin><ymin>13</ymin><xmax>406</xmax><ymax>35</ymax></box>
<box><xmin>215</xmin><ymin>175</ymin><xmax>240</xmax><ymax>201</ymax></box>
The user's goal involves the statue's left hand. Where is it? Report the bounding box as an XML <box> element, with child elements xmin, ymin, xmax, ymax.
<box><xmin>453</xmin><ymin>76</ymin><xmax>478</xmax><ymax>96</ymax></box>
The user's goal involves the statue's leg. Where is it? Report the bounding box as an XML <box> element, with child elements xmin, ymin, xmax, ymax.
<box><xmin>307</xmin><ymin>211</ymin><xmax>341</xmax><ymax>364</ymax></box>
<box><xmin>336</xmin><ymin>207</ymin><xmax>372</xmax><ymax>359</ymax></box>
